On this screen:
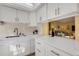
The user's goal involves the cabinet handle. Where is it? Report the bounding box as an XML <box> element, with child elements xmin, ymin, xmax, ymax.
<box><xmin>37</xmin><ymin>49</ymin><xmax>41</xmax><ymax>52</ymax></box>
<box><xmin>58</xmin><ymin>8</ymin><xmax>60</xmax><ymax>15</ymax></box>
<box><xmin>55</xmin><ymin>8</ymin><xmax>56</xmax><ymax>16</ymax></box>
<box><xmin>51</xmin><ymin>50</ymin><xmax>60</xmax><ymax>56</ymax></box>
<box><xmin>40</xmin><ymin>17</ymin><xmax>42</xmax><ymax>21</ymax></box>
<box><xmin>55</xmin><ymin>8</ymin><xmax>57</xmax><ymax>16</ymax></box>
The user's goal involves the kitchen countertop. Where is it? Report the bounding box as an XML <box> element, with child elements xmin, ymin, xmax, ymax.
<box><xmin>0</xmin><ymin>34</ymin><xmax>36</xmax><ymax>44</ymax></box>
<box><xmin>35</xmin><ymin>36</ymin><xmax>79</xmax><ymax>56</ymax></box>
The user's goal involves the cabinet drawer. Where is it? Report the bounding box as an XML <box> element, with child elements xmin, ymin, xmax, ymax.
<box><xmin>35</xmin><ymin>40</ymin><xmax>46</xmax><ymax>56</ymax></box>
<box><xmin>46</xmin><ymin>45</ymin><xmax>70</xmax><ymax>56</ymax></box>
<box><xmin>35</xmin><ymin>40</ymin><xmax>44</xmax><ymax>49</ymax></box>
<box><xmin>35</xmin><ymin>48</ymin><xmax>45</xmax><ymax>56</ymax></box>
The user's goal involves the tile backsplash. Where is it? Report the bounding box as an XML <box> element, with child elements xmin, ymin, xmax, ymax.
<box><xmin>0</xmin><ymin>22</ymin><xmax>36</xmax><ymax>36</ymax></box>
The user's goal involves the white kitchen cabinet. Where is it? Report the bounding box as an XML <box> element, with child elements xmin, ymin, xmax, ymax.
<box><xmin>36</xmin><ymin>4</ymin><xmax>48</xmax><ymax>23</ymax></box>
<box><xmin>17</xmin><ymin>10</ymin><xmax>29</xmax><ymax>23</ymax></box>
<box><xmin>41</xmin><ymin>4</ymin><xmax>47</xmax><ymax>21</ymax></box>
<box><xmin>0</xmin><ymin>5</ymin><xmax>29</xmax><ymax>23</ymax></box>
<box><xmin>47</xmin><ymin>3</ymin><xmax>78</xmax><ymax>20</ymax></box>
<box><xmin>29</xmin><ymin>12</ymin><xmax>37</xmax><ymax>27</ymax></box>
<box><xmin>35</xmin><ymin>38</ymin><xmax>71</xmax><ymax>56</ymax></box>
<box><xmin>30</xmin><ymin>38</ymin><xmax>35</xmax><ymax>53</ymax></box>
<box><xmin>18</xmin><ymin>37</ymin><xmax>31</xmax><ymax>56</ymax></box>
<box><xmin>35</xmin><ymin>40</ymin><xmax>46</xmax><ymax>56</ymax></box>
<box><xmin>0</xmin><ymin>6</ymin><xmax>16</xmax><ymax>23</ymax></box>
<box><xmin>36</xmin><ymin>8</ymin><xmax>42</xmax><ymax>23</ymax></box>
<box><xmin>46</xmin><ymin>45</ymin><xmax>70</xmax><ymax>56</ymax></box>
<box><xmin>0</xmin><ymin>45</ymin><xmax>11</xmax><ymax>56</ymax></box>
<box><xmin>58</xmin><ymin>3</ymin><xmax>77</xmax><ymax>17</ymax></box>
<box><xmin>47</xmin><ymin>3</ymin><xmax>58</xmax><ymax>19</ymax></box>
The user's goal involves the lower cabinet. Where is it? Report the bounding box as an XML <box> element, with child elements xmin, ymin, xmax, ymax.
<box><xmin>35</xmin><ymin>40</ymin><xmax>46</xmax><ymax>56</ymax></box>
<box><xmin>46</xmin><ymin>45</ymin><xmax>70</xmax><ymax>56</ymax></box>
<box><xmin>30</xmin><ymin>38</ymin><xmax>35</xmax><ymax>53</ymax></box>
<box><xmin>18</xmin><ymin>37</ymin><xmax>35</xmax><ymax>56</ymax></box>
<box><xmin>18</xmin><ymin>40</ymin><xmax>31</xmax><ymax>56</ymax></box>
<box><xmin>0</xmin><ymin>45</ymin><xmax>11</xmax><ymax>56</ymax></box>
<box><xmin>0</xmin><ymin>36</ymin><xmax>35</xmax><ymax>56</ymax></box>
<box><xmin>35</xmin><ymin>39</ymin><xmax>71</xmax><ymax>56</ymax></box>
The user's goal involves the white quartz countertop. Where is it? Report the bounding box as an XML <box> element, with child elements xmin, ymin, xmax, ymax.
<box><xmin>36</xmin><ymin>36</ymin><xmax>79</xmax><ymax>56</ymax></box>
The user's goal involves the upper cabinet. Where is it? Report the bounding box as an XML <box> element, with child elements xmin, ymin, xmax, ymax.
<box><xmin>29</xmin><ymin>12</ymin><xmax>37</xmax><ymax>27</ymax></box>
<box><xmin>58</xmin><ymin>3</ymin><xmax>77</xmax><ymax>16</ymax></box>
<box><xmin>36</xmin><ymin>4</ymin><xmax>48</xmax><ymax>23</ymax></box>
<box><xmin>47</xmin><ymin>3</ymin><xmax>78</xmax><ymax>20</ymax></box>
<box><xmin>36</xmin><ymin>7</ymin><xmax>42</xmax><ymax>23</ymax></box>
<box><xmin>17</xmin><ymin>10</ymin><xmax>29</xmax><ymax>23</ymax></box>
<box><xmin>0</xmin><ymin>6</ymin><xmax>16</xmax><ymax>23</ymax></box>
<box><xmin>41</xmin><ymin>4</ymin><xmax>47</xmax><ymax>21</ymax></box>
<box><xmin>0</xmin><ymin>6</ymin><xmax>29</xmax><ymax>23</ymax></box>
<box><xmin>47</xmin><ymin>3</ymin><xmax>58</xmax><ymax>19</ymax></box>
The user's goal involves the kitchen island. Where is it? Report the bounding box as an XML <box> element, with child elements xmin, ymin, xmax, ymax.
<box><xmin>35</xmin><ymin>36</ymin><xmax>79</xmax><ymax>56</ymax></box>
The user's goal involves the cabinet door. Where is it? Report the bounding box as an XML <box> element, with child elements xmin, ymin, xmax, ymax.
<box><xmin>19</xmin><ymin>39</ymin><xmax>31</xmax><ymax>56</ymax></box>
<box><xmin>30</xmin><ymin>38</ymin><xmax>35</xmax><ymax>53</ymax></box>
<box><xmin>17</xmin><ymin>10</ymin><xmax>29</xmax><ymax>23</ymax></box>
<box><xmin>36</xmin><ymin>8</ymin><xmax>43</xmax><ymax>23</ymax></box>
<box><xmin>0</xmin><ymin>45</ymin><xmax>11</xmax><ymax>56</ymax></box>
<box><xmin>29</xmin><ymin>12</ymin><xmax>37</xmax><ymax>26</ymax></box>
<box><xmin>47</xmin><ymin>3</ymin><xmax>58</xmax><ymax>19</ymax></box>
<box><xmin>58</xmin><ymin>3</ymin><xmax>77</xmax><ymax>16</ymax></box>
<box><xmin>41</xmin><ymin>4</ymin><xmax>47</xmax><ymax>21</ymax></box>
<box><xmin>36</xmin><ymin>10</ymin><xmax>41</xmax><ymax>23</ymax></box>
<box><xmin>0</xmin><ymin>6</ymin><xmax>16</xmax><ymax>23</ymax></box>
<box><xmin>35</xmin><ymin>40</ymin><xmax>46</xmax><ymax>56</ymax></box>
<box><xmin>46</xmin><ymin>45</ymin><xmax>70</xmax><ymax>56</ymax></box>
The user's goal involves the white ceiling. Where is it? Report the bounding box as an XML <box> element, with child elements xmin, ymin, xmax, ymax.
<box><xmin>0</xmin><ymin>3</ymin><xmax>42</xmax><ymax>11</ymax></box>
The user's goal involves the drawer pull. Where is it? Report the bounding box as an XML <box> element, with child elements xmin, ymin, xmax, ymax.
<box><xmin>51</xmin><ymin>50</ymin><xmax>60</xmax><ymax>56</ymax></box>
<box><xmin>37</xmin><ymin>49</ymin><xmax>41</xmax><ymax>52</ymax></box>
